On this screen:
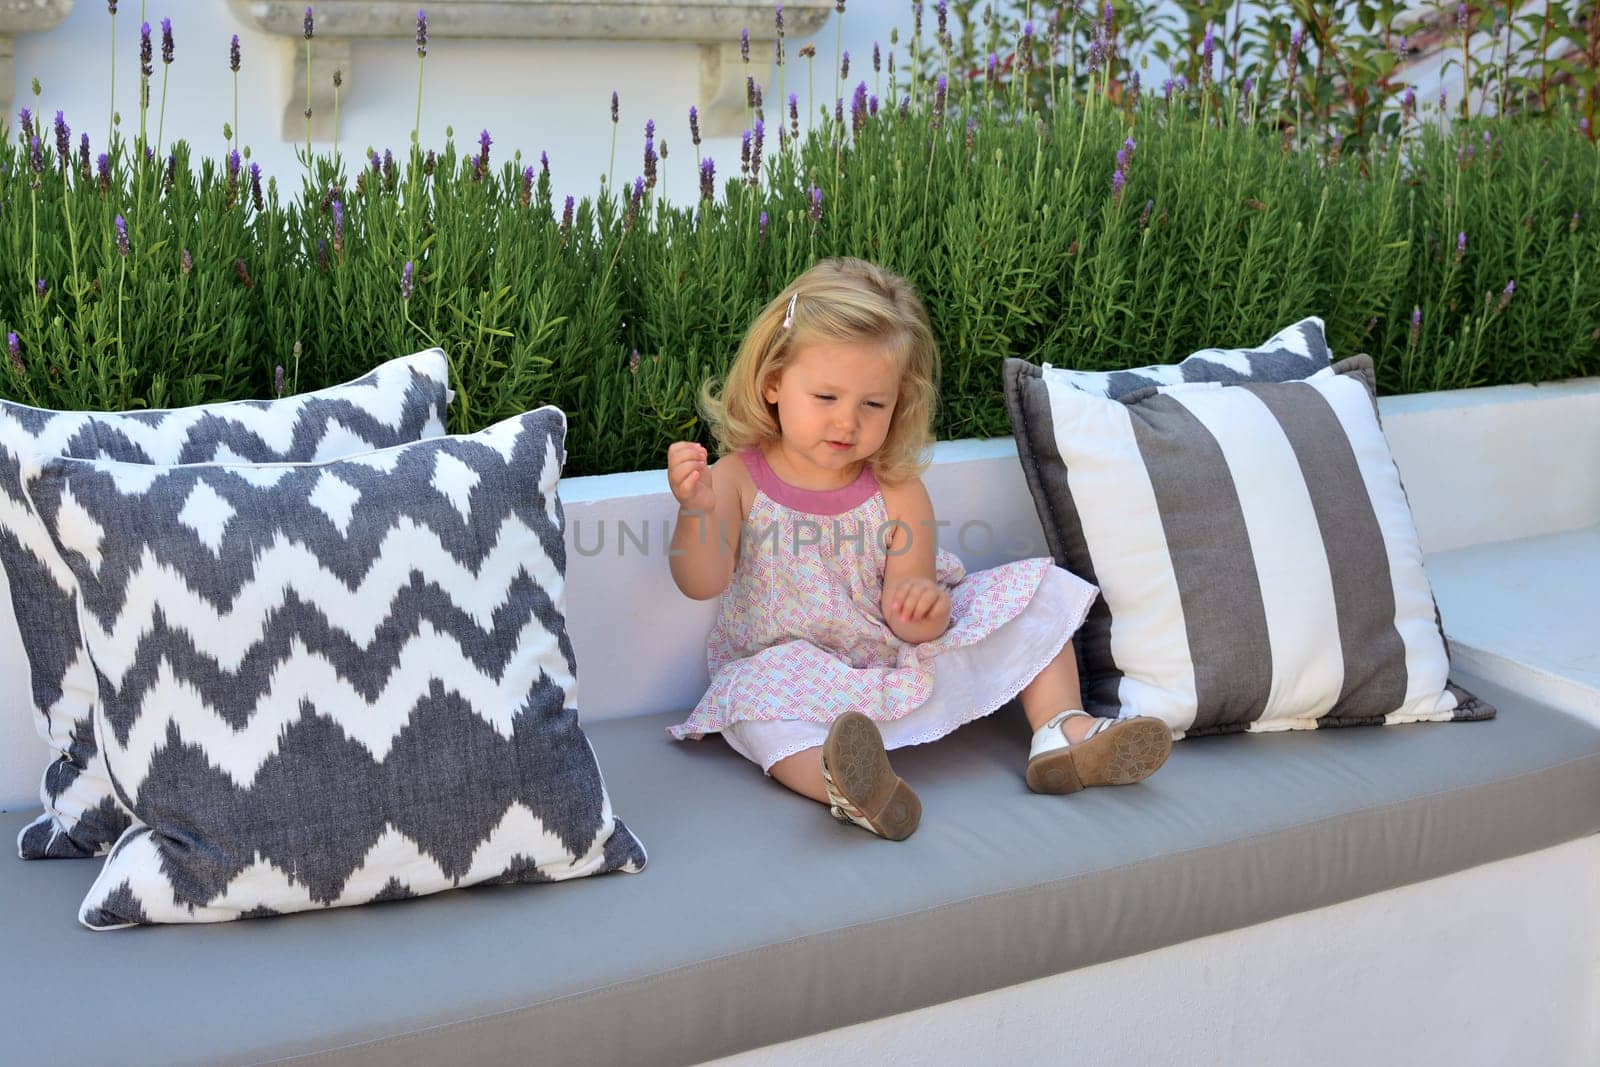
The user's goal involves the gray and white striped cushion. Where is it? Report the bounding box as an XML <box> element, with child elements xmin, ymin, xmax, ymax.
<box><xmin>1035</xmin><ymin>317</ymin><xmax>1332</xmax><ymax>400</ymax></box>
<box><xmin>25</xmin><ymin>405</ymin><xmax>645</xmax><ymax>928</ymax></box>
<box><xmin>1004</xmin><ymin>355</ymin><xmax>1492</xmax><ymax>737</ymax></box>
<box><xmin>2</xmin><ymin>350</ymin><xmax>452</xmax><ymax>860</ymax></box>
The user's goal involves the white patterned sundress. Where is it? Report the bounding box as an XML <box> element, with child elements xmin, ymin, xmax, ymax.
<box><xmin>668</xmin><ymin>448</ymin><xmax>1100</xmax><ymax>772</ymax></box>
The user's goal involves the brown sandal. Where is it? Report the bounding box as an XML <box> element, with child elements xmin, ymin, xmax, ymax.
<box><xmin>1026</xmin><ymin>710</ymin><xmax>1173</xmax><ymax>795</ymax></box>
<box><xmin>820</xmin><ymin>712</ymin><xmax>921</xmax><ymax>840</ymax></box>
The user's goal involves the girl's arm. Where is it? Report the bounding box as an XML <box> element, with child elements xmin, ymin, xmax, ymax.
<box><xmin>667</xmin><ymin>443</ymin><xmax>747</xmax><ymax>601</ymax></box>
<box><xmin>880</xmin><ymin>477</ymin><xmax>952</xmax><ymax>644</ymax></box>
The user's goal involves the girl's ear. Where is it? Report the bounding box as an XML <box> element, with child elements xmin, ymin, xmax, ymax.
<box><xmin>762</xmin><ymin>370</ymin><xmax>782</xmax><ymax>405</ymax></box>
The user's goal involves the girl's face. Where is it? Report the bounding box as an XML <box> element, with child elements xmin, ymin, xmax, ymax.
<box><xmin>763</xmin><ymin>338</ymin><xmax>902</xmax><ymax>488</ymax></box>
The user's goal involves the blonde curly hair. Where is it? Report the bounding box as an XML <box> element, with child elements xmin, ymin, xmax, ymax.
<box><xmin>699</xmin><ymin>258</ymin><xmax>939</xmax><ymax>486</ymax></box>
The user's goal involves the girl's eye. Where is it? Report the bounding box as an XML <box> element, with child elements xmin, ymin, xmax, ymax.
<box><xmin>813</xmin><ymin>394</ymin><xmax>834</xmax><ymax>402</ymax></box>
<box><xmin>864</xmin><ymin>401</ymin><xmax>886</xmax><ymax>410</ymax></box>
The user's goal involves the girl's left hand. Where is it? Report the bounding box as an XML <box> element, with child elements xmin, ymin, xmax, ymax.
<box><xmin>884</xmin><ymin>575</ymin><xmax>949</xmax><ymax>624</ymax></box>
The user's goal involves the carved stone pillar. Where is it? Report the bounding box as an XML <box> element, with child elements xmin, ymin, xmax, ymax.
<box><xmin>225</xmin><ymin>0</ymin><xmax>831</xmax><ymax>142</ymax></box>
<box><xmin>0</xmin><ymin>0</ymin><xmax>76</xmax><ymax>123</ymax></box>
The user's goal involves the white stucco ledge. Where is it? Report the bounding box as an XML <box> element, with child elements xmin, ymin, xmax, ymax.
<box><xmin>227</xmin><ymin>0</ymin><xmax>830</xmax><ymax>139</ymax></box>
<box><xmin>226</xmin><ymin>0</ymin><xmax>831</xmax><ymax>41</ymax></box>
<box><xmin>0</xmin><ymin>0</ymin><xmax>74</xmax><ymax>122</ymax></box>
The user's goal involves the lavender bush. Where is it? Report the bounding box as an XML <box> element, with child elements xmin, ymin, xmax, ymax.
<box><xmin>0</xmin><ymin>2</ymin><xmax>1596</xmax><ymax>477</ymax></box>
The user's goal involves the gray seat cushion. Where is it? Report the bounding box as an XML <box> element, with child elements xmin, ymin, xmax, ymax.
<box><xmin>4</xmin><ymin>671</ymin><xmax>1599</xmax><ymax>1066</ymax></box>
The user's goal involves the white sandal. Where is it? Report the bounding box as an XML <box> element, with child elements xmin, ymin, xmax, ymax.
<box><xmin>1026</xmin><ymin>710</ymin><xmax>1173</xmax><ymax>795</ymax></box>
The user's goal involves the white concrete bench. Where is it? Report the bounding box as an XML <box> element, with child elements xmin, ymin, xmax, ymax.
<box><xmin>3</xmin><ymin>378</ymin><xmax>1597</xmax><ymax>1066</ymax></box>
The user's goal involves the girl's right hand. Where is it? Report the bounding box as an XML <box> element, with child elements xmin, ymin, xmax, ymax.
<box><xmin>667</xmin><ymin>441</ymin><xmax>717</xmax><ymax>513</ymax></box>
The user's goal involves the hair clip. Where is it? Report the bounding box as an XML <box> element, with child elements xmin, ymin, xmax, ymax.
<box><xmin>781</xmin><ymin>292</ymin><xmax>798</xmax><ymax>330</ymax></box>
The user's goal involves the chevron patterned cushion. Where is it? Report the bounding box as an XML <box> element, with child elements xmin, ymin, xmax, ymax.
<box><xmin>24</xmin><ymin>404</ymin><xmax>645</xmax><ymax>928</ymax></box>
<box><xmin>3</xmin><ymin>349</ymin><xmax>454</xmax><ymax>862</ymax></box>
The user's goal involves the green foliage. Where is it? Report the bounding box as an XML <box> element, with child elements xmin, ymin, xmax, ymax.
<box><xmin>1</xmin><ymin>5</ymin><xmax>1596</xmax><ymax>478</ymax></box>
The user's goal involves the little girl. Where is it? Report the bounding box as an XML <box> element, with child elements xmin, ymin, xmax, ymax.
<box><xmin>665</xmin><ymin>258</ymin><xmax>1171</xmax><ymax>840</ymax></box>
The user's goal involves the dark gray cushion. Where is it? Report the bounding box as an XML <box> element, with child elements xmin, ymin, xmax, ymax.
<box><xmin>2</xmin><ymin>671</ymin><xmax>1596</xmax><ymax>1065</ymax></box>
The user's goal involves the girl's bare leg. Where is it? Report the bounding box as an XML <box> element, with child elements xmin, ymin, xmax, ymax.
<box><xmin>769</xmin><ymin>746</ymin><xmax>829</xmax><ymax>804</ymax></box>
<box><xmin>1017</xmin><ymin>640</ymin><xmax>1096</xmax><ymax>741</ymax></box>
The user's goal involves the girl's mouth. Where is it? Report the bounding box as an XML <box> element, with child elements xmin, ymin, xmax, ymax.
<box><xmin>826</xmin><ymin>441</ymin><xmax>852</xmax><ymax>451</ymax></box>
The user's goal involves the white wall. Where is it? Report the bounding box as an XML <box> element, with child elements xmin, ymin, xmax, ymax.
<box><xmin>11</xmin><ymin>2</ymin><xmax>911</xmax><ymax>208</ymax></box>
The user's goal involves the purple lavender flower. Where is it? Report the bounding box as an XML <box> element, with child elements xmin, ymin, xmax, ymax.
<box><xmin>898</xmin><ymin>94</ymin><xmax>910</xmax><ymax>120</ymax></box>
<box><xmin>78</xmin><ymin>132</ymin><xmax>90</xmax><ymax>175</ymax></box>
<box><xmin>643</xmin><ymin>118</ymin><xmax>657</xmax><ymax>186</ymax></box>
<box><xmin>164</xmin><ymin>151</ymin><xmax>177</xmax><ymax>189</ymax></box>
<box><xmin>1440</xmin><ymin>86</ymin><xmax>1448</xmax><ymax>110</ymax></box>
<box><xmin>610</xmin><ymin>91</ymin><xmax>619</xmax><ymax>125</ymax></box>
<box><xmin>851</xmin><ymin>81</ymin><xmax>868</xmax><ymax>134</ymax></box>
<box><xmin>1139</xmin><ymin>198</ymin><xmax>1154</xmax><ymax>229</ymax></box>
<box><xmin>759</xmin><ymin>210</ymin><xmax>769</xmax><ymax>239</ymax></box>
<box><xmin>869</xmin><ymin>94</ymin><xmax>879</xmax><ymax>117</ymax></box>
<box><xmin>1242</xmin><ymin>76</ymin><xmax>1253</xmax><ymax>98</ymax></box>
<box><xmin>400</xmin><ymin>261</ymin><xmax>414</xmax><ymax>301</ymax></box>
<box><xmin>477</xmin><ymin>128</ymin><xmax>492</xmax><ymax>173</ymax></box>
<box><xmin>161</xmin><ymin>17</ymin><xmax>174</xmax><ymax>64</ymax></box>
<box><xmin>841</xmin><ymin>51</ymin><xmax>850</xmax><ymax>80</ymax></box>
<box><xmin>1022</xmin><ymin>20</ymin><xmax>1034</xmax><ymax>52</ymax></box>
<box><xmin>416</xmin><ymin>10</ymin><xmax>428</xmax><ymax>58</ymax></box>
<box><xmin>96</xmin><ymin>152</ymin><xmax>110</xmax><ymax>192</ymax></box>
<box><xmin>751</xmin><ymin>119</ymin><xmax>764</xmax><ymax>180</ymax></box>
<box><xmin>1410</xmin><ymin>306</ymin><xmax>1422</xmax><ymax>345</ymax></box>
<box><xmin>521</xmin><ymin>165</ymin><xmax>535</xmax><ymax>205</ymax></box>
<box><xmin>632</xmin><ymin>175</ymin><xmax>645</xmax><ymax>204</ymax></box>
<box><xmin>808</xmin><ymin>184</ymin><xmax>823</xmax><ymax>223</ymax></box>
<box><xmin>17</xmin><ymin>107</ymin><xmax>33</xmax><ymax>143</ymax></box>
<box><xmin>1177</xmin><ymin>74</ymin><xmax>1188</xmax><ymax>93</ymax></box>
<box><xmin>28</xmin><ymin>136</ymin><xmax>43</xmax><ymax>179</ymax></box>
<box><xmin>1484</xmin><ymin>129</ymin><xmax>1492</xmax><ymax>146</ymax></box>
<box><xmin>788</xmin><ymin>93</ymin><xmax>799</xmax><ymax>139</ymax></box>
<box><xmin>873</xmin><ymin>42</ymin><xmax>881</xmax><ymax>73</ymax></box>
<box><xmin>1499</xmin><ymin>278</ymin><xmax>1515</xmax><ymax>309</ymax></box>
<box><xmin>937</xmin><ymin>1</ymin><xmax>949</xmax><ymax>38</ymax></box>
<box><xmin>965</xmin><ymin>114</ymin><xmax>977</xmax><ymax>151</ymax></box>
<box><xmin>934</xmin><ymin>74</ymin><xmax>947</xmax><ymax>121</ymax></box>
<box><xmin>540</xmin><ymin>150</ymin><xmax>550</xmax><ymax>176</ymax></box>
<box><xmin>250</xmin><ymin>162</ymin><xmax>264</xmax><ymax>210</ymax></box>
<box><xmin>228</xmin><ymin>148</ymin><xmax>241</xmax><ymax>183</ymax></box>
<box><xmin>1112</xmin><ymin>168</ymin><xmax>1125</xmax><ymax>201</ymax></box>
<box><xmin>36</xmin><ymin>279</ymin><xmax>47</xmax><ymax>298</ymax></box>
<box><xmin>303</xmin><ymin>5</ymin><xmax>314</xmax><ymax>40</ymax></box>
<box><xmin>7</xmin><ymin>333</ymin><xmax>19</xmax><ymax>373</ymax></box>
<box><xmin>1456</xmin><ymin>231</ymin><xmax>1467</xmax><ymax>262</ymax></box>
<box><xmin>114</xmin><ymin>214</ymin><xmax>129</xmax><ymax>257</ymax></box>
<box><xmin>53</xmin><ymin>112</ymin><xmax>69</xmax><ymax>169</ymax></box>
<box><xmin>1581</xmin><ymin>118</ymin><xmax>1592</xmax><ymax>136</ymax></box>
<box><xmin>699</xmin><ymin>156</ymin><xmax>716</xmax><ymax>200</ymax></box>
<box><xmin>230</xmin><ymin>34</ymin><xmax>241</xmax><ymax>72</ymax></box>
<box><xmin>140</xmin><ymin>22</ymin><xmax>153</xmax><ymax>78</ymax></box>
<box><xmin>1163</xmin><ymin>77</ymin><xmax>1174</xmax><ymax>101</ymax></box>
<box><xmin>561</xmin><ymin>195</ymin><xmax>575</xmax><ymax>232</ymax></box>
<box><xmin>1403</xmin><ymin>87</ymin><xmax>1416</xmax><ymax>119</ymax></box>
<box><xmin>740</xmin><ymin>129</ymin><xmax>751</xmax><ymax>175</ymax></box>
<box><xmin>835</xmin><ymin>97</ymin><xmax>844</xmax><ymax>125</ymax></box>
<box><xmin>331</xmin><ymin>200</ymin><xmax>345</xmax><ymax>254</ymax></box>
<box><xmin>774</xmin><ymin>2</ymin><xmax>784</xmax><ymax>37</ymax></box>
<box><xmin>740</xmin><ymin>28</ymin><xmax>750</xmax><ymax>64</ymax></box>
<box><xmin>275</xmin><ymin>365</ymin><xmax>285</xmax><ymax>398</ymax></box>
<box><xmin>689</xmin><ymin>105</ymin><xmax>701</xmax><ymax>147</ymax></box>
<box><xmin>987</xmin><ymin>52</ymin><xmax>998</xmax><ymax>85</ymax></box>
<box><xmin>1456</xmin><ymin>2</ymin><xmax>1468</xmax><ymax>30</ymax></box>
<box><xmin>107</xmin><ymin>1</ymin><xmax>116</xmax><ymax>12</ymax></box>
<box><xmin>1201</xmin><ymin>25</ymin><xmax>1214</xmax><ymax>83</ymax></box>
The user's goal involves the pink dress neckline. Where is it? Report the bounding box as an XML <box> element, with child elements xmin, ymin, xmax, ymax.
<box><xmin>741</xmin><ymin>447</ymin><xmax>879</xmax><ymax>516</ymax></box>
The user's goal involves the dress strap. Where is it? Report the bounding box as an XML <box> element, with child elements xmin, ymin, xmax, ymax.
<box><xmin>741</xmin><ymin>448</ymin><xmax>879</xmax><ymax>516</ymax></box>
